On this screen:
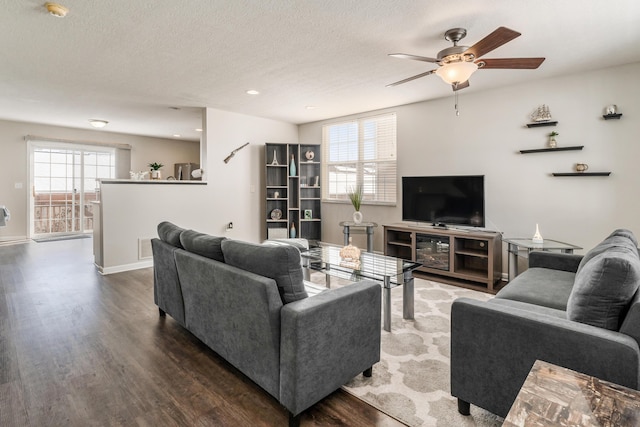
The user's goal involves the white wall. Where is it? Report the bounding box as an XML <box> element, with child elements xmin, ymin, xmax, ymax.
<box><xmin>99</xmin><ymin>181</ymin><xmax>208</xmax><ymax>272</ymax></box>
<box><xmin>203</xmin><ymin>108</ymin><xmax>299</xmax><ymax>241</ymax></box>
<box><xmin>0</xmin><ymin>119</ymin><xmax>199</xmax><ymax>241</ymax></box>
<box><xmin>299</xmin><ymin>62</ymin><xmax>640</xmax><ymax>255</ymax></box>
<box><xmin>97</xmin><ymin>108</ymin><xmax>298</xmax><ymax>272</ymax></box>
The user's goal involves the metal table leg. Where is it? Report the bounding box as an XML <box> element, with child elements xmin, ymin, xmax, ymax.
<box><xmin>302</xmin><ymin>256</ymin><xmax>310</xmax><ymax>281</ymax></box>
<box><xmin>383</xmin><ymin>276</ymin><xmax>391</xmax><ymax>332</ymax></box>
<box><xmin>402</xmin><ymin>270</ymin><xmax>414</xmax><ymax>320</ymax></box>
<box><xmin>343</xmin><ymin>225</ymin><xmax>349</xmax><ymax>247</ymax></box>
<box><xmin>366</xmin><ymin>226</ymin><xmax>374</xmax><ymax>252</ymax></box>
<box><xmin>508</xmin><ymin>242</ymin><xmax>518</xmax><ymax>282</ymax></box>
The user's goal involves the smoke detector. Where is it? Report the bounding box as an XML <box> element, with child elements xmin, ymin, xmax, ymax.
<box><xmin>45</xmin><ymin>3</ymin><xmax>69</xmax><ymax>18</ymax></box>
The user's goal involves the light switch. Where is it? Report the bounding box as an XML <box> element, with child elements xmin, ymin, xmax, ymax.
<box><xmin>250</xmin><ymin>185</ymin><xmax>255</xmax><ymax>193</ymax></box>
<box><xmin>14</xmin><ymin>182</ymin><xmax>23</xmax><ymax>189</ymax></box>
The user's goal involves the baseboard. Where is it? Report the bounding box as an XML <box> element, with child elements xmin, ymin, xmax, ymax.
<box><xmin>98</xmin><ymin>259</ymin><xmax>153</xmax><ymax>275</ymax></box>
<box><xmin>0</xmin><ymin>235</ymin><xmax>29</xmax><ymax>245</ymax></box>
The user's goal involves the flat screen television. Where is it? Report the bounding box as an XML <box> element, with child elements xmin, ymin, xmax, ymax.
<box><xmin>402</xmin><ymin>175</ymin><xmax>485</xmax><ymax>227</ymax></box>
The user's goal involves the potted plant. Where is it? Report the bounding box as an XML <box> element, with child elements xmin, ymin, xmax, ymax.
<box><xmin>548</xmin><ymin>131</ymin><xmax>559</xmax><ymax>148</ymax></box>
<box><xmin>149</xmin><ymin>162</ymin><xmax>164</xmax><ymax>180</ymax></box>
<box><xmin>348</xmin><ymin>184</ymin><xmax>364</xmax><ymax>224</ymax></box>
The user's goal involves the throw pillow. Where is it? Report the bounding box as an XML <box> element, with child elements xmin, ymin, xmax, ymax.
<box><xmin>221</xmin><ymin>239</ymin><xmax>308</xmax><ymax>304</ymax></box>
<box><xmin>610</xmin><ymin>228</ymin><xmax>639</xmax><ymax>247</ymax></box>
<box><xmin>157</xmin><ymin>221</ymin><xmax>185</xmax><ymax>248</ymax></box>
<box><xmin>180</xmin><ymin>229</ymin><xmax>225</xmax><ymax>262</ymax></box>
<box><xmin>577</xmin><ymin>229</ymin><xmax>638</xmax><ymax>274</ymax></box>
<box><xmin>568</xmin><ymin>246</ymin><xmax>640</xmax><ymax>330</ymax></box>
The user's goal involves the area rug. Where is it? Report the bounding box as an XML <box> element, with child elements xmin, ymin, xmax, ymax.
<box><xmin>342</xmin><ymin>278</ymin><xmax>504</xmax><ymax>427</ymax></box>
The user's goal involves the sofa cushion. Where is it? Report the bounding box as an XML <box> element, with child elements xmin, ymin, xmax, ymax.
<box><xmin>567</xmin><ymin>246</ymin><xmax>640</xmax><ymax>330</ymax></box>
<box><xmin>157</xmin><ymin>221</ymin><xmax>185</xmax><ymax>248</ymax></box>
<box><xmin>180</xmin><ymin>229</ymin><xmax>225</xmax><ymax>262</ymax></box>
<box><xmin>577</xmin><ymin>229</ymin><xmax>638</xmax><ymax>274</ymax></box>
<box><xmin>221</xmin><ymin>239</ymin><xmax>308</xmax><ymax>304</ymax></box>
<box><xmin>495</xmin><ymin>267</ymin><xmax>576</xmax><ymax>311</ymax></box>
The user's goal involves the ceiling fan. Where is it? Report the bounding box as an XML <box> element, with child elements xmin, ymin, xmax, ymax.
<box><xmin>387</xmin><ymin>27</ymin><xmax>545</xmax><ymax>91</ymax></box>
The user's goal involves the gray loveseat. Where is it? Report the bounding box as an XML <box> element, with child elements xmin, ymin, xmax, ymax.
<box><xmin>151</xmin><ymin>222</ymin><xmax>381</xmax><ymax>426</ymax></box>
<box><xmin>451</xmin><ymin>229</ymin><xmax>640</xmax><ymax>418</ymax></box>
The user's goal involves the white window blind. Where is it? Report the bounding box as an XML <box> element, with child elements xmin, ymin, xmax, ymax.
<box><xmin>322</xmin><ymin>113</ymin><xmax>397</xmax><ymax>205</ymax></box>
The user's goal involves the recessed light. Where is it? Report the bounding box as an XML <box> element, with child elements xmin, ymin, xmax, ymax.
<box><xmin>246</xmin><ymin>90</ymin><xmax>260</xmax><ymax>95</ymax></box>
<box><xmin>173</xmin><ymin>134</ymin><xmax>181</xmax><ymax>138</ymax></box>
<box><xmin>195</xmin><ymin>128</ymin><xmax>203</xmax><ymax>132</ymax></box>
<box><xmin>305</xmin><ymin>105</ymin><xmax>317</xmax><ymax>110</ymax></box>
<box><xmin>88</xmin><ymin>119</ymin><xmax>108</xmax><ymax>128</ymax></box>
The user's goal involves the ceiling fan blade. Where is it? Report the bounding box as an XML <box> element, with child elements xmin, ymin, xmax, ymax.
<box><xmin>389</xmin><ymin>53</ymin><xmax>438</xmax><ymax>63</ymax></box>
<box><xmin>386</xmin><ymin>70</ymin><xmax>436</xmax><ymax>87</ymax></box>
<box><xmin>476</xmin><ymin>57</ymin><xmax>545</xmax><ymax>69</ymax></box>
<box><xmin>452</xmin><ymin>80</ymin><xmax>470</xmax><ymax>91</ymax></box>
<box><xmin>465</xmin><ymin>27</ymin><xmax>521</xmax><ymax>59</ymax></box>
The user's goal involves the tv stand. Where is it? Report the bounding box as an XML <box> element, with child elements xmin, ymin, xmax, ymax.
<box><xmin>384</xmin><ymin>223</ymin><xmax>503</xmax><ymax>293</ymax></box>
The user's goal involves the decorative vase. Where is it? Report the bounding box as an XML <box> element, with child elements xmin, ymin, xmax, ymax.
<box><xmin>289</xmin><ymin>154</ymin><xmax>296</xmax><ymax>177</ymax></box>
<box><xmin>353</xmin><ymin>211</ymin><xmax>363</xmax><ymax>224</ymax></box>
<box><xmin>290</xmin><ymin>222</ymin><xmax>296</xmax><ymax>238</ymax></box>
<box><xmin>548</xmin><ymin>137</ymin><xmax>557</xmax><ymax>148</ymax></box>
<box><xmin>151</xmin><ymin>170</ymin><xmax>161</xmax><ymax>180</ymax></box>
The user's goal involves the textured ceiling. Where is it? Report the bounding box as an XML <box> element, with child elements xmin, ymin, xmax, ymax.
<box><xmin>1</xmin><ymin>0</ymin><xmax>639</xmax><ymax>142</ymax></box>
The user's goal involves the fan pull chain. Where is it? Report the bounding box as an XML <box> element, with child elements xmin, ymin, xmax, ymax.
<box><xmin>454</xmin><ymin>90</ymin><xmax>460</xmax><ymax>116</ymax></box>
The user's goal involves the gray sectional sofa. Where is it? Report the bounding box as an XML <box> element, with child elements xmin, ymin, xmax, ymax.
<box><xmin>151</xmin><ymin>222</ymin><xmax>381</xmax><ymax>427</ymax></box>
<box><xmin>451</xmin><ymin>229</ymin><xmax>640</xmax><ymax>418</ymax></box>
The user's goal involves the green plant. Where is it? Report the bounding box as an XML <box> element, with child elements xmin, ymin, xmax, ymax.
<box><xmin>549</xmin><ymin>131</ymin><xmax>559</xmax><ymax>137</ymax></box>
<box><xmin>348</xmin><ymin>184</ymin><xmax>364</xmax><ymax>211</ymax></box>
<box><xmin>148</xmin><ymin>162</ymin><xmax>164</xmax><ymax>170</ymax></box>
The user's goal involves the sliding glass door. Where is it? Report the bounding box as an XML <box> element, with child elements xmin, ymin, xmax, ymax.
<box><xmin>30</xmin><ymin>143</ymin><xmax>115</xmax><ymax>238</ymax></box>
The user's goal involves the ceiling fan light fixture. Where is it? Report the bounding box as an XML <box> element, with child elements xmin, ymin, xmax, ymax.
<box><xmin>88</xmin><ymin>119</ymin><xmax>108</xmax><ymax>128</ymax></box>
<box><xmin>435</xmin><ymin>61</ymin><xmax>478</xmax><ymax>85</ymax></box>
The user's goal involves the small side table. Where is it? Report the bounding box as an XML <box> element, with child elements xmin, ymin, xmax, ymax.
<box><xmin>339</xmin><ymin>221</ymin><xmax>378</xmax><ymax>253</ymax></box>
<box><xmin>504</xmin><ymin>360</ymin><xmax>640</xmax><ymax>426</ymax></box>
<box><xmin>503</xmin><ymin>237</ymin><xmax>582</xmax><ymax>281</ymax></box>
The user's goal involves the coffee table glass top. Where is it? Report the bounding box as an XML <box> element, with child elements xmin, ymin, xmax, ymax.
<box><xmin>338</xmin><ymin>221</ymin><xmax>378</xmax><ymax>227</ymax></box>
<box><xmin>300</xmin><ymin>245</ymin><xmax>421</xmax><ymax>285</ymax></box>
<box><xmin>503</xmin><ymin>238</ymin><xmax>582</xmax><ymax>251</ymax></box>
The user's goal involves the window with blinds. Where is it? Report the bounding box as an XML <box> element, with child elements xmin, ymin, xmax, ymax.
<box><xmin>322</xmin><ymin>113</ymin><xmax>397</xmax><ymax>205</ymax></box>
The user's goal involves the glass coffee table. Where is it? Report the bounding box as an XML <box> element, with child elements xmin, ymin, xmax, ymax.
<box><xmin>300</xmin><ymin>245</ymin><xmax>421</xmax><ymax>332</ymax></box>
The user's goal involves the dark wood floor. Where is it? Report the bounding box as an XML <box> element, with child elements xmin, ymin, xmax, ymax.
<box><xmin>0</xmin><ymin>238</ymin><xmax>404</xmax><ymax>426</ymax></box>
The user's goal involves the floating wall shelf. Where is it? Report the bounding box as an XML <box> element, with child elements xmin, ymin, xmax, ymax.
<box><xmin>552</xmin><ymin>172</ymin><xmax>611</xmax><ymax>177</ymax></box>
<box><xmin>603</xmin><ymin>114</ymin><xmax>623</xmax><ymax>120</ymax></box>
<box><xmin>520</xmin><ymin>146</ymin><xmax>584</xmax><ymax>154</ymax></box>
<box><xmin>526</xmin><ymin>121</ymin><xmax>558</xmax><ymax>128</ymax></box>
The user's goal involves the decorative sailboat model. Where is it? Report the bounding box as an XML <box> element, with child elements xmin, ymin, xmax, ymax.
<box><xmin>531</xmin><ymin>105</ymin><xmax>552</xmax><ymax>122</ymax></box>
